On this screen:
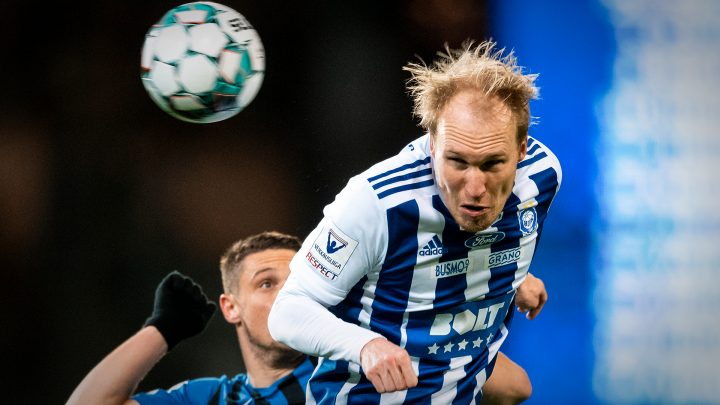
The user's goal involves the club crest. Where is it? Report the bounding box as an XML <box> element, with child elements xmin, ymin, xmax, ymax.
<box><xmin>517</xmin><ymin>207</ymin><xmax>538</xmax><ymax>236</ymax></box>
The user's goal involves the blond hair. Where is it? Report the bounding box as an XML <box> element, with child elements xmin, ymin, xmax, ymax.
<box><xmin>403</xmin><ymin>40</ymin><xmax>539</xmax><ymax>142</ymax></box>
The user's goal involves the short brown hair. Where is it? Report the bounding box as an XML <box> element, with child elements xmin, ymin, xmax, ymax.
<box><xmin>219</xmin><ymin>231</ymin><xmax>301</xmax><ymax>293</ymax></box>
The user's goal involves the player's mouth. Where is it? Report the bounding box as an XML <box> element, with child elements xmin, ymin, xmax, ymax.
<box><xmin>460</xmin><ymin>204</ymin><xmax>489</xmax><ymax>217</ymax></box>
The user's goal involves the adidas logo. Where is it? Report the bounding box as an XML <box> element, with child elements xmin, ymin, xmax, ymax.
<box><xmin>419</xmin><ymin>235</ymin><xmax>448</xmax><ymax>256</ymax></box>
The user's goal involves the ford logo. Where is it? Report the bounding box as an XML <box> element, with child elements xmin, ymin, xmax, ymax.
<box><xmin>464</xmin><ymin>231</ymin><xmax>505</xmax><ymax>248</ymax></box>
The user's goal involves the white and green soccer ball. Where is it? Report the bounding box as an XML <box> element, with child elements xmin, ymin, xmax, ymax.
<box><xmin>141</xmin><ymin>2</ymin><xmax>265</xmax><ymax>123</ymax></box>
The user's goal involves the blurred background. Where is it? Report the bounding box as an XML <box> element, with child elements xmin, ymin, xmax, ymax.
<box><xmin>2</xmin><ymin>0</ymin><xmax>719</xmax><ymax>403</ymax></box>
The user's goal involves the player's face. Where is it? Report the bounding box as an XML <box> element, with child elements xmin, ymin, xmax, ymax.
<box><xmin>431</xmin><ymin>90</ymin><xmax>526</xmax><ymax>232</ymax></box>
<box><xmin>235</xmin><ymin>249</ymin><xmax>299</xmax><ymax>357</ymax></box>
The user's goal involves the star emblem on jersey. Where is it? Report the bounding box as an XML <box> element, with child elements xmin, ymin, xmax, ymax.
<box><xmin>416</xmin><ymin>295</ymin><xmax>512</xmax><ymax>359</ymax></box>
<box><xmin>427</xmin><ymin>337</ymin><xmax>487</xmax><ymax>355</ymax></box>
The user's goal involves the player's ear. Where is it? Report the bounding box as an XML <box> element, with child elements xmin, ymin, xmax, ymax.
<box><xmin>220</xmin><ymin>293</ymin><xmax>242</xmax><ymax>324</ymax></box>
<box><xmin>517</xmin><ymin>134</ymin><xmax>527</xmax><ymax>161</ymax></box>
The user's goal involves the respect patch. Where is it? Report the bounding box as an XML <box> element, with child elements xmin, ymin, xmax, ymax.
<box><xmin>307</xmin><ymin>221</ymin><xmax>359</xmax><ymax>278</ymax></box>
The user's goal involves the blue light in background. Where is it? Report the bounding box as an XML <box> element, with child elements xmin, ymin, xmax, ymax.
<box><xmin>592</xmin><ymin>1</ymin><xmax>720</xmax><ymax>403</ymax></box>
<box><xmin>491</xmin><ymin>0</ymin><xmax>720</xmax><ymax>403</ymax></box>
<box><xmin>489</xmin><ymin>0</ymin><xmax>615</xmax><ymax>403</ymax></box>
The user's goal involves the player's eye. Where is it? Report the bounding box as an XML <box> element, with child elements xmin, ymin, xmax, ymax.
<box><xmin>448</xmin><ymin>156</ymin><xmax>467</xmax><ymax>167</ymax></box>
<box><xmin>482</xmin><ymin>159</ymin><xmax>504</xmax><ymax>170</ymax></box>
<box><xmin>259</xmin><ymin>279</ymin><xmax>274</xmax><ymax>289</ymax></box>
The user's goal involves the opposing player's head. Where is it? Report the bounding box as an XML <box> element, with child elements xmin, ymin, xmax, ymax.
<box><xmin>404</xmin><ymin>40</ymin><xmax>538</xmax><ymax>232</ymax></box>
<box><xmin>219</xmin><ymin>231</ymin><xmax>303</xmax><ymax>367</ymax></box>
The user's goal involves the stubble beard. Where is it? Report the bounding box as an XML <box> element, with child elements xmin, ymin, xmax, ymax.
<box><xmin>455</xmin><ymin>204</ymin><xmax>501</xmax><ymax>233</ymax></box>
<box><xmin>246</xmin><ymin>329</ymin><xmax>306</xmax><ymax>369</ymax></box>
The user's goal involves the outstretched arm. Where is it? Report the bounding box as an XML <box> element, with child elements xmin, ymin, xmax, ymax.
<box><xmin>268</xmin><ymin>272</ymin><xmax>383</xmax><ymax>364</ymax></box>
<box><xmin>67</xmin><ymin>271</ymin><xmax>216</xmax><ymax>405</ymax></box>
<box><xmin>269</xmin><ymin>273</ymin><xmax>418</xmax><ymax>393</ymax></box>
<box><xmin>67</xmin><ymin>326</ymin><xmax>167</xmax><ymax>405</ymax></box>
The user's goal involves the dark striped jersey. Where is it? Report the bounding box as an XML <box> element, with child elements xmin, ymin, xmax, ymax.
<box><xmin>132</xmin><ymin>356</ymin><xmax>314</xmax><ymax>404</ymax></box>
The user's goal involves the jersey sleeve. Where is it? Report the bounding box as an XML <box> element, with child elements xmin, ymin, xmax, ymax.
<box><xmin>132</xmin><ymin>377</ymin><xmax>224</xmax><ymax>405</ymax></box>
<box><xmin>287</xmin><ymin>174</ymin><xmax>387</xmax><ymax>306</ymax></box>
<box><xmin>268</xmin><ymin>175</ymin><xmax>387</xmax><ymax>363</ymax></box>
<box><xmin>516</xmin><ymin>137</ymin><xmax>563</xmax><ymax>222</ymax></box>
<box><xmin>511</xmin><ymin>137</ymin><xmax>563</xmax><ymax>287</ymax></box>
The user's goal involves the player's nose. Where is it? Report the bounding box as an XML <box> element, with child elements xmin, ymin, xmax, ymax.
<box><xmin>464</xmin><ymin>169</ymin><xmax>487</xmax><ymax>198</ymax></box>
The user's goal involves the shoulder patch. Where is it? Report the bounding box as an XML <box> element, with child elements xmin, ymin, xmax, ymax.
<box><xmin>305</xmin><ymin>221</ymin><xmax>359</xmax><ymax>280</ymax></box>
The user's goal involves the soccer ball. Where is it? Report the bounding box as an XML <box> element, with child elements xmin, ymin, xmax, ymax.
<box><xmin>140</xmin><ymin>2</ymin><xmax>265</xmax><ymax>124</ymax></box>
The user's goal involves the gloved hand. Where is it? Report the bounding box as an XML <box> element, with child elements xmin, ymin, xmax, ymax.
<box><xmin>144</xmin><ymin>271</ymin><xmax>217</xmax><ymax>350</ymax></box>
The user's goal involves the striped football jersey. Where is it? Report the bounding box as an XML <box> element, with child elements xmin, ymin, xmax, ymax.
<box><xmin>288</xmin><ymin>134</ymin><xmax>561</xmax><ymax>404</ymax></box>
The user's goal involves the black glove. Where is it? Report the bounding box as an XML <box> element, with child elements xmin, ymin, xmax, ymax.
<box><xmin>144</xmin><ymin>271</ymin><xmax>217</xmax><ymax>350</ymax></box>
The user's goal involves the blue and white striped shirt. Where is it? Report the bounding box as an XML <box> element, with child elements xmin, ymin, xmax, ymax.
<box><xmin>284</xmin><ymin>134</ymin><xmax>561</xmax><ymax>404</ymax></box>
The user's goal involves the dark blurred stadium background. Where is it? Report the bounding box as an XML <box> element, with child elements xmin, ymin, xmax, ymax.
<box><xmin>2</xmin><ymin>1</ymin><xmax>719</xmax><ymax>404</ymax></box>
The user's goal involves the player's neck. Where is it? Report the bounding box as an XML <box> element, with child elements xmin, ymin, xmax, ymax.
<box><xmin>243</xmin><ymin>350</ymin><xmax>305</xmax><ymax>388</ymax></box>
<box><xmin>245</xmin><ymin>362</ymin><xmax>294</xmax><ymax>388</ymax></box>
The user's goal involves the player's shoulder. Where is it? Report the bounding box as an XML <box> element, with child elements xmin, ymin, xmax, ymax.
<box><xmin>323</xmin><ymin>134</ymin><xmax>432</xmax><ymax>235</ymax></box>
<box><xmin>517</xmin><ymin>135</ymin><xmax>563</xmax><ymax>185</ymax></box>
<box><xmin>132</xmin><ymin>375</ymin><xmax>232</xmax><ymax>404</ymax></box>
<box><xmin>357</xmin><ymin>134</ymin><xmax>435</xmax><ymax>202</ymax></box>
<box><xmin>296</xmin><ymin>355</ymin><xmax>318</xmax><ymax>377</ymax></box>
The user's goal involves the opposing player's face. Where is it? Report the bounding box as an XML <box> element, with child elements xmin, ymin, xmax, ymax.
<box><xmin>234</xmin><ymin>249</ymin><xmax>298</xmax><ymax>355</ymax></box>
<box><xmin>431</xmin><ymin>90</ymin><xmax>526</xmax><ymax>232</ymax></box>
